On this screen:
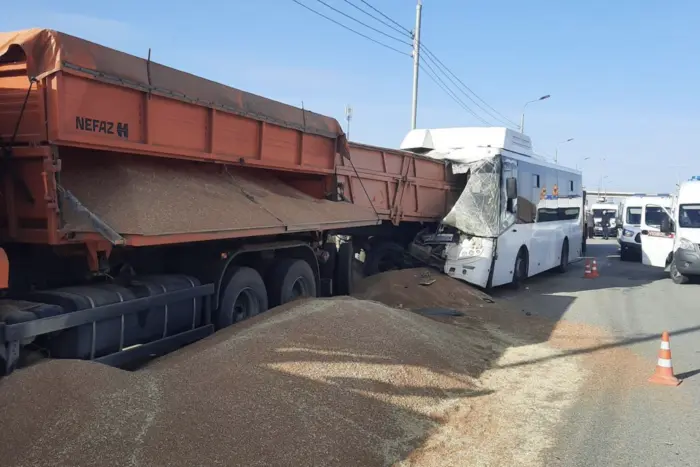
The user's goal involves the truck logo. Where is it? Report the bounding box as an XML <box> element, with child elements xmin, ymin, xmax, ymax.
<box><xmin>75</xmin><ymin>116</ymin><xmax>129</xmax><ymax>139</ymax></box>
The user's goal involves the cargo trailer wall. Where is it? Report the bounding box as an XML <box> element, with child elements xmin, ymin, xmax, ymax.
<box><xmin>0</xmin><ymin>28</ymin><xmax>460</xmax><ymax>251</ymax></box>
<box><xmin>0</xmin><ymin>65</ymin><xmax>338</xmax><ymax>176</ymax></box>
<box><xmin>340</xmin><ymin>143</ymin><xmax>460</xmax><ymax>224</ymax></box>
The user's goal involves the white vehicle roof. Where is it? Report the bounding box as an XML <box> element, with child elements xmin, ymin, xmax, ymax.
<box><xmin>590</xmin><ymin>203</ymin><xmax>617</xmax><ymax>211</ymax></box>
<box><xmin>678</xmin><ymin>179</ymin><xmax>700</xmax><ymax>205</ymax></box>
<box><xmin>401</xmin><ymin>127</ymin><xmax>535</xmax><ymax>155</ymax></box>
<box><xmin>400</xmin><ymin>126</ymin><xmax>580</xmax><ymax>173</ymax></box>
<box><xmin>622</xmin><ymin>195</ymin><xmax>673</xmax><ymax>209</ymax></box>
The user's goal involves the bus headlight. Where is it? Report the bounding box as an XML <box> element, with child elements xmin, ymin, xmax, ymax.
<box><xmin>678</xmin><ymin>238</ymin><xmax>695</xmax><ymax>250</ymax></box>
<box><xmin>458</xmin><ymin>237</ymin><xmax>484</xmax><ymax>258</ymax></box>
<box><xmin>622</xmin><ymin>229</ymin><xmax>634</xmax><ymax>238</ymax></box>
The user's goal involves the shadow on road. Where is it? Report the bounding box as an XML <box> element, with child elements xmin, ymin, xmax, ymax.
<box><xmin>490</xmin><ymin>240</ymin><xmax>669</xmax><ymax>325</ymax></box>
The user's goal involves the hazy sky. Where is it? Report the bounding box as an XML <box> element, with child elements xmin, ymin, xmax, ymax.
<box><xmin>3</xmin><ymin>0</ymin><xmax>698</xmax><ymax>192</ymax></box>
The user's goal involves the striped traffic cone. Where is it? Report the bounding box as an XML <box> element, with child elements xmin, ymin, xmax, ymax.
<box><xmin>583</xmin><ymin>259</ymin><xmax>593</xmax><ymax>278</ymax></box>
<box><xmin>590</xmin><ymin>259</ymin><xmax>599</xmax><ymax>278</ymax></box>
<box><xmin>649</xmin><ymin>331</ymin><xmax>680</xmax><ymax>386</ymax></box>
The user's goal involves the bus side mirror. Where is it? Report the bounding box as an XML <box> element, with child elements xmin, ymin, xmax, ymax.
<box><xmin>506</xmin><ymin>177</ymin><xmax>518</xmax><ymax>199</ymax></box>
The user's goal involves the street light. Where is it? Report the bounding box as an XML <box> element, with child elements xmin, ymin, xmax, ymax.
<box><xmin>576</xmin><ymin>156</ymin><xmax>590</xmax><ymax>171</ymax></box>
<box><xmin>520</xmin><ymin>94</ymin><xmax>550</xmax><ymax>133</ymax></box>
<box><xmin>554</xmin><ymin>138</ymin><xmax>574</xmax><ymax>164</ymax></box>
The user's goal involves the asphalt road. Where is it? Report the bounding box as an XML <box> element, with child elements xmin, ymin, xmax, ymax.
<box><xmin>494</xmin><ymin>238</ymin><xmax>700</xmax><ymax>467</ymax></box>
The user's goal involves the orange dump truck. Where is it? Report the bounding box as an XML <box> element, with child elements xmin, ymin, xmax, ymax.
<box><xmin>0</xmin><ymin>29</ymin><xmax>461</xmax><ymax>375</ymax></box>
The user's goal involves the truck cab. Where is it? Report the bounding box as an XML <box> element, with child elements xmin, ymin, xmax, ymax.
<box><xmin>641</xmin><ymin>178</ymin><xmax>700</xmax><ymax>284</ymax></box>
<box><xmin>619</xmin><ymin>194</ymin><xmax>672</xmax><ymax>261</ymax></box>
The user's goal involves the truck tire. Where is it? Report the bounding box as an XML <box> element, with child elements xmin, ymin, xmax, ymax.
<box><xmin>669</xmin><ymin>259</ymin><xmax>690</xmax><ymax>285</ymax></box>
<box><xmin>363</xmin><ymin>241</ymin><xmax>405</xmax><ymax>277</ymax></box>
<box><xmin>268</xmin><ymin>259</ymin><xmax>317</xmax><ymax>307</ymax></box>
<box><xmin>334</xmin><ymin>242</ymin><xmax>354</xmax><ymax>296</ymax></box>
<box><xmin>556</xmin><ymin>239</ymin><xmax>569</xmax><ymax>273</ymax></box>
<box><xmin>216</xmin><ymin>266</ymin><xmax>268</xmax><ymax>329</ymax></box>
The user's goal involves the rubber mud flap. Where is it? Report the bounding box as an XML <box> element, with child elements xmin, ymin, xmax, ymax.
<box><xmin>334</xmin><ymin>242</ymin><xmax>354</xmax><ymax>296</ymax></box>
<box><xmin>127</xmin><ymin>275</ymin><xmax>202</xmax><ymax>342</ymax></box>
<box><xmin>27</xmin><ymin>285</ymin><xmax>139</xmax><ymax>359</ymax></box>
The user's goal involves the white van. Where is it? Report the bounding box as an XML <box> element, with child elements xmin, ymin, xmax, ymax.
<box><xmin>641</xmin><ymin>178</ymin><xmax>700</xmax><ymax>284</ymax></box>
<box><xmin>590</xmin><ymin>202</ymin><xmax>618</xmax><ymax>237</ymax></box>
<box><xmin>619</xmin><ymin>195</ymin><xmax>672</xmax><ymax>261</ymax></box>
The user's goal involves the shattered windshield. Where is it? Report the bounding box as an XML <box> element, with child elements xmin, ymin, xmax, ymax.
<box><xmin>442</xmin><ymin>155</ymin><xmax>502</xmax><ymax>237</ymax></box>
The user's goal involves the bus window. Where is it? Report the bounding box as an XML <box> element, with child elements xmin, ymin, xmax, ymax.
<box><xmin>560</xmin><ymin>207</ymin><xmax>580</xmax><ymax>220</ymax></box>
<box><xmin>626</xmin><ymin>207</ymin><xmax>642</xmax><ymax>225</ymax></box>
<box><xmin>537</xmin><ymin>208</ymin><xmax>558</xmax><ymax>222</ymax></box>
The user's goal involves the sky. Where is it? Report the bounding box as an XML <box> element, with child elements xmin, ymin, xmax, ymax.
<box><xmin>3</xmin><ymin>0</ymin><xmax>699</xmax><ymax>192</ymax></box>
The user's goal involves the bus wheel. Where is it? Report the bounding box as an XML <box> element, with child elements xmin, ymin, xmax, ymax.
<box><xmin>556</xmin><ymin>239</ymin><xmax>569</xmax><ymax>273</ymax></box>
<box><xmin>669</xmin><ymin>259</ymin><xmax>690</xmax><ymax>285</ymax></box>
<box><xmin>510</xmin><ymin>249</ymin><xmax>528</xmax><ymax>289</ymax></box>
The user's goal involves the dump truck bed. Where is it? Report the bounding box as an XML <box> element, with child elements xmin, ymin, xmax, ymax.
<box><xmin>0</xmin><ymin>29</ymin><xmax>458</xmax><ymax>247</ymax></box>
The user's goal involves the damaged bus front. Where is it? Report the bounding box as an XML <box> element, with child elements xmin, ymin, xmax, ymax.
<box><xmin>404</xmin><ymin>127</ymin><xmax>584</xmax><ymax>289</ymax></box>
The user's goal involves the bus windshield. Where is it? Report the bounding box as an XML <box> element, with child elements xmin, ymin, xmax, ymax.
<box><xmin>679</xmin><ymin>204</ymin><xmax>700</xmax><ymax>228</ymax></box>
<box><xmin>442</xmin><ymin>155</ymin><xmax>501</xmax><ymax>237</ymax></box>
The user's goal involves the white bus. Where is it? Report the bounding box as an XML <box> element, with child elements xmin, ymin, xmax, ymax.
<box><xmin>402</xmin><ymin>127</ymin><xmax>583</xmax><ymax>288</ymax></box>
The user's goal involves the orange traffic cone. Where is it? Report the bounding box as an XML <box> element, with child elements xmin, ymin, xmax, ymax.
<box><xmin>590</xmin><ymin>259</ymin><xmax>599</xmax><ymax>278</ymax></box>
<box><xmin>649</xmin><ymin>331</ymin><xmax>681</xmax><ymax>386</ymax></box>
<box><xmin>583</xmin><ymin>259</ymin><xmax>592</xmax><ymax>278</ymax></box>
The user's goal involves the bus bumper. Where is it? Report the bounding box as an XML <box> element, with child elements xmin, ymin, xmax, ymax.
<box><xmin>443</xmin><ymin>237</ymin><xmax>494</xmax><ymax>288</ymax></box>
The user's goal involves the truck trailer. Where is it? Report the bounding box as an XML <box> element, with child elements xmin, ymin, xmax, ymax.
<box><xmin>0</xmin><ymin>29</ymin><xmax>462</xmax><ymax>375</ymax></box>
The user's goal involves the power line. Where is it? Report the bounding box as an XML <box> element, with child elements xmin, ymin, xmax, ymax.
<box><xmin>291</xmin><ymin>0</ymin><xmax>411</xmax><ymax>56</ymax></box>
<box><xmin>420</xmin><ymin>45</ymin><xmax>519</xmax><ymax>127</ymax></box>
<box><xmin>342</xmin><ymin>0</ymin><xmax>412</xmax><ymax>39</ymax></box>
<box><xmin>420</xmin><ymin>60</ymin><xmax>491</xmax><ymax>125</ymax></box>
<box><xmin>421</xmin><ymin>50</ymin><xmax>515</xmax><ymax>128</ymax></box>
<box><xmin>293</xmin><ymin>0</ymin><xmax>511</xmax><ymax>127</ymax></box>
<box><xmin>313</xmin><ymin>0</ymin><xmax>411</xmax><ymax>46</ymax></box>
<box><xmin>357</xmin><ymin>0</ymin><xmax>413</xmax><ymax>35</ymax></box>
<box><xmin>353</xmin><ymin>0</ymin><xmax>518</xmax><ymax>127</ymax></box>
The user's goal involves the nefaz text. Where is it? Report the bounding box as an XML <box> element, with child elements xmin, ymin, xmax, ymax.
<box><xmin>75</xmin><ymin>116</ymin><xmax>129</xmax><ymax>138</ymax></box>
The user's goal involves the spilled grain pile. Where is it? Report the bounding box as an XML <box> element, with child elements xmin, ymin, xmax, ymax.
<box><xmin>0</xmin><ymin>298</ymin><xmax>497</xmax><ymax>467</ymax></box>
<box><xmin>0</xmin><ymin>270</ymin><xmax>589</xmax><ymax>467</ymax></box>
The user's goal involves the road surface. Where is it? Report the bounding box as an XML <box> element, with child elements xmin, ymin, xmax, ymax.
<box><xmin>494</xmin><ymin>238</ymin><xmax>700</xmax><ymax>467</ymax></box>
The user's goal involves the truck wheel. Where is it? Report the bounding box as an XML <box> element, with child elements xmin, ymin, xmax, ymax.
<box><xmin>216</xmin><ymin>267</ymin><xmax>268</xmax><ymax>329</ymax></box>
<box><xmin>268</xmin><ymin>259</ymin><xmax>317</xmax><ymax>307</ymax></box>
<box><xmin>669</xmin><ymin>259</ymin><xmax>689</xmax><ymax>285</ymax></box>
<box><xmin>556</xmin><ymin>239</ymin><xmax>569</xmax><ymax>273</ymax></box>
<box><xmin>363</xmin><ymin>241</ymin><xmax>405</xmax><ymax>276</ymax></box>
<box><xmin>334</xmin><ymin>242</ymin><xmax>354</xmax><ymax>296</ymax></box>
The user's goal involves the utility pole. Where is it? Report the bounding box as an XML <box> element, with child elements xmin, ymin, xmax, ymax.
<box><xmin>345</xmin><ymin>104</ymin><xmax>353</xmax><ymax>140</ymax></box>
<box><xmin>410</xmin><ymin>0</ymin><xmax>423</xmax><ymax>130</ymax></box>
